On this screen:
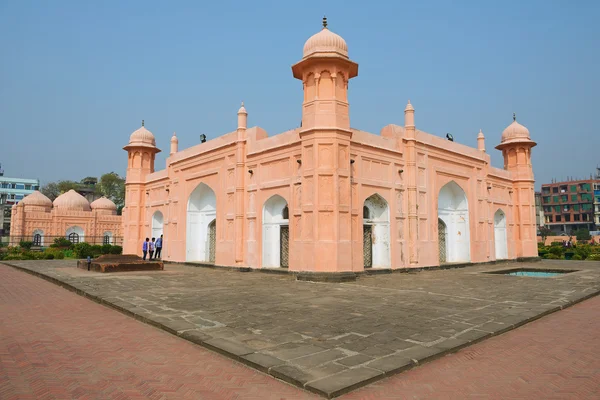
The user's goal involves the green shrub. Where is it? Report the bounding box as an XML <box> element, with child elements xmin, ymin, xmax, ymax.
<box><xmin>50</xmin><ymin>237</ymin><xmax>74</xmax><ymax>249</ymax></box>
<box><xmin>572</xmin><ymin>254</ymin><xmax>582</xmax><ymax>260</ymax></box>
<box><xmin>74</xmin><ymin>243</ymin><xmax>93</xmax><ymax>259</ymax></box>
<box><xmin>548</xmin><ymin>246</ymin><xmax>564</xmax><ymax>256</ymax></box>
<box><xmin>543</xmin><ymin>253</ymin><xmax>561</xmax><ymax>259</ymax></box>
<box><xmin>101</xmin><ymin>244</ymin><xmax>112</xmax><ymax>254</ymax></box>
<box><xmin>7</xmin><ymin>246</ymin><xmax>21</xmax><ymax>254</ymax></box>
<box><xmin>19</xmin><ymin>241</ymin><xmax>34</xmax><ymax>250</ymax></box>
<box><xmin>588</xmin><ymin>253</ymin><xmax>600</xmax><ymax>261</ymax></box>
<box><xmin>91</xmin><ymin>245</ymin><xmax>103</xmax><ymax>256</ymax></box>
<box><xmin>109</xmin><ymin>245</ymin><xmax>123</xmax><ymax>255</ymax></box>
<box><xmin>17</xmin><ymin>251</ymin><xmax>41</xmax><ymax>260</ymax></box>
<box><xmin>3</xmin><ymin>254</ymin><xmax>26</xmax><ymax>260</ymax></box>
<box><xmin>574</xmin><ymin>244</ymin><xmax>592</xmax><ymax>260</ymax></box>
<box><xmin>63</xmin><ymin>250</ymin><xmax>74</xmax><ymax>258</ymax></box>
<box><xmin>44</xmin><ymin>248</ymin><xmax>65</xmax><ymax>260</ymax></box>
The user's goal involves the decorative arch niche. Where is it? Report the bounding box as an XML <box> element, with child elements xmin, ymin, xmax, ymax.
<box><xmin>494</xmin><ymin>209</ymin><xmax>508</xmax><ymax>260</ymax></box>
<box><xmin>262</xmin><ymin>195</ymin><xmax>289</xmax><ymax>268</ymax></box>
<box><xmin>363</xmin><ymin>194</ymin><xmax>391</xmax><ymax>269</ymax></box>
<box><xmin>151</xmin><ymin>211</ymin><xmax>164</xmax><ymax>240</ymax></box>
<box><xmin>437</xmin><ymin>181</ymin><xmax>470</xmax><ymax>263</ymax></box>
<box><xmin>186</xmin><ymin>183</ymin><xmax>217</xmax><ymax>262</ymax></box>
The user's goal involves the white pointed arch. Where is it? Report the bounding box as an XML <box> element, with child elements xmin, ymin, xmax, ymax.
<box><xmin>363</xmin><ymin>193</ymin><xmax>391</xmax><ymax>268</ymax></box>
<box><xmin>437</xmin><ymin>181</ymin><xmax>470</xmax><ymax>263</ymax></box>
<box><xmin>262</xmin><ymin>194</ymin><xmax>289</xmax><ymax>268</ymax></box>
<box><xmin>494</xmin><ymin>209</ymin><xmax>508</xmax><ymax>260</ymax></box>
<box><xmin>186</xmin><ymin>183</ymin><xmax>217</xmax><ymax>262</ymax></box>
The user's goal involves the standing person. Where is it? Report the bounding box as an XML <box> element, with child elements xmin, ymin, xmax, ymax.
<box><xmin>149</xmin><ymin>238</ymin><xmax>155</xmax><ymax>260</ymax></box>
<box><xmin>155</xmin><ymin>234</ymin><xmax>163</xmax><ymax>259</ymax></box>
<box><xmin>142</xmin><ymin>238</ymin><xmax>149</xmax><ymax>260</ymax></box>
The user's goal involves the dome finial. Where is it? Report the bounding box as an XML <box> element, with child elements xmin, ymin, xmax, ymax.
<box><xmin>513</xmin><ymin>112</ymin><xmax>516</xmax><ymax>122</ymax></box>
<box><xmin>241</xmin><ymin>101</ymin><xmax>244</xmax><ymax>107</ymax></box>
<box><xmin>142</xmin><ymin>119</ymin><xmax>145</xmax><ymax>127</ymax></box>
<box><xmin>322</xmin><ymin>16</ymin><xmax>327</xmax><ymax>29</ymax></box>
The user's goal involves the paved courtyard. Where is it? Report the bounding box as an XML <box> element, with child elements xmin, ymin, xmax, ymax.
<box><xmin>3</xmin><ymin>259</ymin><xmax>600</xmax><ymax>398</ymax></box>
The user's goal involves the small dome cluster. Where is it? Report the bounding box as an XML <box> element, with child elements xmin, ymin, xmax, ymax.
<box><xmin>302</xmin><ymin>17</ymin><xmax>348</xmax><ymax>59</ymax></box>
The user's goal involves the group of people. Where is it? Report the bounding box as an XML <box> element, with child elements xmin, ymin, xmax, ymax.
<box><xmin>142</xmin><ymin>235</ymin><xmax>163</xmax><ymax>260</ymax></box>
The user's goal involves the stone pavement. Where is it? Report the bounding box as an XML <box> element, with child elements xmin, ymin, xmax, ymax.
<box><xmin>3</xmin><ymin>259</ymin><xmax>600</xmax><ymax>398</ymax></box>
<box><xmin>343</xmin><ymin>292</ymin><xmax>600</xmax><ymax>399</ymax></box>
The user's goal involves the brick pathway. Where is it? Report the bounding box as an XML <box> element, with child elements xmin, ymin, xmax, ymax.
<box><xmin>0</xmin><ymin>264</ymin><xmax>317</xmax><ymax>400</ymax></box>
<box><xmin>2</xmin><ymin>262</ymin><xmax>600</xmax><ymax>399</ymax></box>
<box><xmin>342</xmin><ymin>296</ymin><xmax>600</xmax><ymax>400</ymax></box>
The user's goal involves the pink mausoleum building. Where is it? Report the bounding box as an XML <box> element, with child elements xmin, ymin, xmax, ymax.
<box><xmin>10</xmin><ymin>190</ymin><xmax>122</xmax><ymax>246</ymax></box>
<box><xmin>122</xmin><ymin>19</ymin><xmax>538</xmax><ymax>274</ymax></box>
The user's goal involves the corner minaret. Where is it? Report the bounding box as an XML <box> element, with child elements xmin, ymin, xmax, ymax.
<box><xmin>477</xmin><ymin>129</ymin><xmax>485</xmax><ymax>152</ymax></box>
<box><xmin>496</xmin><ymin>113</ymin><xmax>537</xmax><ymax>258</ymax></box>
<box><xmin>122</xmin><ymin>121</ymin><xmax>161</xmax><ymax>255</ymax></box>
<box><xmin>404</xmin><ymin>100</ymin><xmax>419</xmax><ymax>265</ymax></box>
<box><xmin>291</xmin><ymin>17</ymin><xmax>358</xmax><ymax>130</ymax></box>
<box><xmin>170</xmin><ymin>132</ymin><xmax>178</xmax><ymax>155</ymax></box>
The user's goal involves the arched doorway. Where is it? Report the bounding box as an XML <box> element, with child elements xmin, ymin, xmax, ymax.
<box><xmin>437</xmin><ymin>181</ymin><xmax>470</xmax><ymax>263</ymax></box>
<box><xmin>262</xmin><ymin>195</ymin><xmax>289</xmax><ymax>268</ymax></box>
<box><xmin>494</xmin><ymin>209</ymin><xmax>508</xmax><ymax>260</ymax></box>
<box><xmin>363</xmin><ymin>194</ymin><xmax>391</xmax><ymax>269</ymax></box>
<box><xmin>32</xmin><ymin>229</ymin><xmax>44</xmax><ymax>246</ymax></box>
<box><xmin>186</xmin><ymin>183</ymin><xmax>217</xmax><ymax>262</ymax></box>
<box><xmin>438</xmin><ymin>219</ymin><xmax>447</xmax><ymax>263</ymax></box>
<box><xmin>152</xmin><ymin>211</ymin><xmax>164</xmax><ymax>240</ymax></box>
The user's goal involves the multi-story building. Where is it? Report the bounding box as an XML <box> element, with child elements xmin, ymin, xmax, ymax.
<box><xmin>0</xmin><ymin>166</ymin><xmax>40</xmax><ymax>235</ymax></box>
<box><xmin>594</xmin><ymin>167</ymin><xmax>600</xmax><ymax>228</ymax></box>
<box><xmin>541</xmin><ymin>178</ymin><xmax>599</xmax><ymax>234</ymax></box>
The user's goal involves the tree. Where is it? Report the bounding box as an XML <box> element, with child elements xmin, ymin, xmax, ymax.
<box><xmin>41</xmin><ymin>180</ymin><xmax>79</xmax><ymax>201</ymax></box>
<box><xmin>575</xmin><ymin>228</ymin><xmax>591</xmax><ymax>241</ymax></box>
<box><xmin>98</xmin><ymin>172</ymin><xmax>125</xmax><ymax>214</ymax></box>
<box><xmin>539</xmin><ymin>226</ymin><xmax>552</xmax><ymax>243</ymax></box>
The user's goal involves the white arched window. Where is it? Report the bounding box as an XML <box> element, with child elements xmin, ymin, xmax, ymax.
<box><xmin>32</xmin><ymin>229</ymin><xmax>44</xmax><ymax>246</ymax></box>
<box><xmin>103</xmin><ymin>231</ymin><xmax>113</xmax><ymax>245</ymax></box>
<box><xmin>66</xmin><ymin>226</ymin><xmax>84</xmax><ymax>244</ymax></box>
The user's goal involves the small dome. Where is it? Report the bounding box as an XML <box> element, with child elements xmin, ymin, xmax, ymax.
<box><xmin>238</xmin><ymin>102</ymin><xmax>247</xmax><ymax>114</ymax></box>
<box><xmin>303</xmin><ymin>20</ymin><xmax>348</xmax><ymax>59</ymax></box>
<box><xmin>53</xmin><ymin>189</ymin><xmax>91</xmax><ymax>211</ymax></box>
<box><xmin>128</xmin><ymin>122</ymin><xmax>156</xmax><ymax>148</ymax></box>
<box><xmin>21</xmin><ymin>191</ymin><xmax>52</xmax><ymax>208</ymax></box>
<box><xmin>90</xmin><ymin>197</ymin><xmax>117</xmax><ymax>211</ymax></box>
<box><xmin>500</xmin><ymin>120</ymin><xmax>531</xmax><ymax>144</ymax></box>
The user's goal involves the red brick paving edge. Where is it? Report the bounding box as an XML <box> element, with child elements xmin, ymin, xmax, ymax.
<box><xmin>2</xmin><ymin>261</ymin><xmax>600</xmax><ymax>400</ymax></box>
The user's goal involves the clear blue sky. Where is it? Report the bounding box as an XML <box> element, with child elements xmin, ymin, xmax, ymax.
<box><xmin>1</xmin><ymin>0</ymin><xmax>599</xmax><ymax>189</ymax></box>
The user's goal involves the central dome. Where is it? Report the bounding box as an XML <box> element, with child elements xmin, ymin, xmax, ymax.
<box><xmin>53</xmin><ymin>189</ymin><xmax>91</xmax><ymax>211</ymax></box>
<box><xmin>302</xmin><ymin>18</ymin><xmax>348</xmax><ymax>59</ymax></box>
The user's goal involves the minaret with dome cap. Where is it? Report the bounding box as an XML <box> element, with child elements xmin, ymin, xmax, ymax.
<box><xmin>292</xmin><ymin>17</ymin><xmax>358</xmax><ymax>130</ymax></box>
<box><xmin>291</xmin><ymin>18</ymin><xmax>358</xmax><ymax>272</ymax></box>
<box><xmin>122</xmin><ymin>121</ymin><xmax>161</xmax><ymax>254</ymax></box>
<box><xmin>496</xmin><ymin>114</ymin><xmax>538</xmax><ymax>258</ymax></box>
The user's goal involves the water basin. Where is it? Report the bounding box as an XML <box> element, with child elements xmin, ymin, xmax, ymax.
<box><xmin>485</xmin><ymin>268</ymin><xmax>578</xmax><ymax>277</ymax></box>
